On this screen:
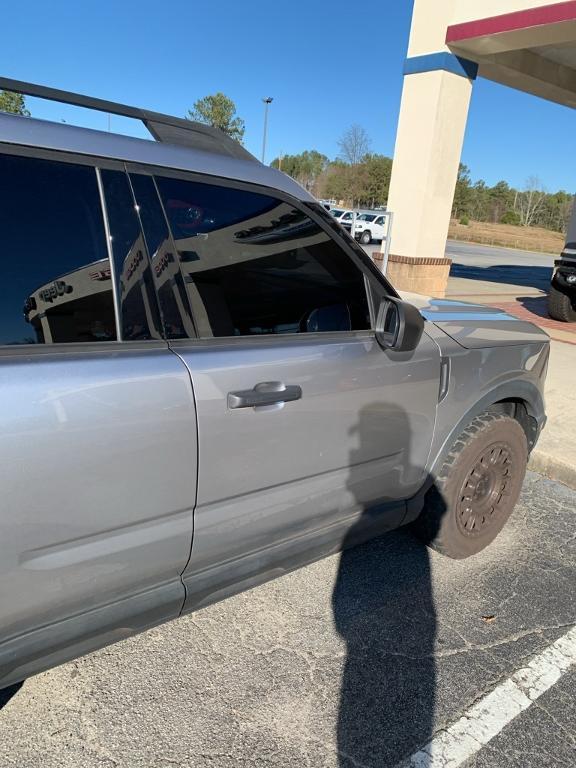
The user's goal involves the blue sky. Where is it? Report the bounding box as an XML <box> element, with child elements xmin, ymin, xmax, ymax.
<box><xmin>3</xmin><ymin>0</ymin><xmax>574</xmax><ymax>193</ymax></box>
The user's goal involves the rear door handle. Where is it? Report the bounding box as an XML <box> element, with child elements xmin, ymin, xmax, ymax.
<box><xmin>228</xmin><ymin>381</ymin><xmax>302</xmax><ymax>409</ymax></box>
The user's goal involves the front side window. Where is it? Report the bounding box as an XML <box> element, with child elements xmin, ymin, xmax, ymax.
<box><xmin>155</xmin><ymin>176</ymin><xmax>370</xmax><ymax>338</ymax></box>
<box><xmin>0</xmin><ymin>153</ymin><xmax>116</xmax><ymax>345</ymax></box>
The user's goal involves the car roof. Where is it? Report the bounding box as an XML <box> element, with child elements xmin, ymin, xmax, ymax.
<box><xmin>0</xmin><ymin>111</ymin><xmax>315</xmax><ymax>202</ymax></box>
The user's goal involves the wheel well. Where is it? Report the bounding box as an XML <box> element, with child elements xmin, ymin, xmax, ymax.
<box><xmin>487</xmin><ymin>399</ymin><xmax>538</xmax><ymax>451</ymax></box>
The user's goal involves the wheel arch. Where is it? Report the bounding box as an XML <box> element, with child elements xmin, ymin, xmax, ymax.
<box><xmin>404</xmin><ymin>379</ymin><xmax>545</xmax><ymax>525</ymax></box>
<box><xmin>433</xmin><ymin>380</ymin><xmax>544</xmax><ymax>472</ymax></box>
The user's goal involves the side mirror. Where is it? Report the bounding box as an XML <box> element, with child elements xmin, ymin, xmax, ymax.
<box><xmin>376</xmin><ymin>297</ymin><xmax>424</xmax><ymax>352</ymax></box>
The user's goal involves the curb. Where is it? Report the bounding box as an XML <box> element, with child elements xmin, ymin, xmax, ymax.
<box><xmin>528</xmin><ymin>449</ymin><xmax>576</xmax><ymax>491</ymax></box>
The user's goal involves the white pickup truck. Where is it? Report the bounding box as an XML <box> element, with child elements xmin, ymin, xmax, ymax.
<box><xmin>353</xmin><ymin>213</ymin><xmax>388</xmax><ymax>244</ymax></box>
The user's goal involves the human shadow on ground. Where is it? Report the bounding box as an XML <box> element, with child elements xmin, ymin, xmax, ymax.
<box><xmin>333</xmin><ymin>403</ymin><xmax>446</xmax><ymax>767</ymax></box>
<box><xmin>0</xmin><ymin>682</ymin><xmax>23</xmax><ymax>710</ymax></box>
<box><xmin>450</xmin><ymin>263</ymin><xmax>552</xmax><ymax>291</ymax></box>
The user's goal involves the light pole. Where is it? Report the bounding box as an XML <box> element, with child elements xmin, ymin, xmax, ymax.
<box><xmin>261</xmin><ymin>97</ymin><xmax>273</xmax><ymax>164</ymax></box>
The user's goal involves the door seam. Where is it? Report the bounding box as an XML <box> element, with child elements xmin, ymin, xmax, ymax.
<box><xmin>168</xmin><ymin>343</ymin><xmax>201</xmax><ymax>617</ymax></box>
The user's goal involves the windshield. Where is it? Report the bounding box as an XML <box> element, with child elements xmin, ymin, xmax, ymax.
<box><xmin>331</xmin><ymin>209</ymin><xmax>344</xmax><ymax>218</ymax></box>
<box><xmin>342</xmin><ymin>212</ymin><xmax>353</xmax><ymax>220</ymax></box>
<box><xmin>357</xmin><ymin>214</ymin><xmax>377</xmax><ymax>222</ymax></box>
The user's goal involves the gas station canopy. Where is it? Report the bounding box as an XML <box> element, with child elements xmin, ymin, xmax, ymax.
<box><xmin>447</xmin><ymin>1</ymin><xmax>576</xmax><ymax>108</ymax></box>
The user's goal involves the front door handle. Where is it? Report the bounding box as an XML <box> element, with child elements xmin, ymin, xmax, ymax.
<box><xmin>228</xmin><ymin>381</ymin><xmax>302</xmax><ymax>409</ymax></box>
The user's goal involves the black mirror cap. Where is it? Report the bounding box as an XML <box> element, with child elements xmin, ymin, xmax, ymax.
<box><xmin>376</xmin><ymin>297</ymin><xmax>425</xmax><ymax>352</ymax></box>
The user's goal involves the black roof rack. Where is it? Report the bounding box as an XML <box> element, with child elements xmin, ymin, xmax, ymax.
<box><xmin>0</xmin><ymin>76</ymin><xmax>257</xmax><ymax>162</ymax></box>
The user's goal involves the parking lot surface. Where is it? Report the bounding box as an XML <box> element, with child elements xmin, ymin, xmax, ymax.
<box><xmin>0</xmin><ymin>472</ymin><xmax>574</xmax><ymax>767</ymax></box>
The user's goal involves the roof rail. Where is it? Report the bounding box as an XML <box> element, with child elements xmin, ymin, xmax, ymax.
<box><xmin>0</xmin><ymin>76</ymin><xmax>258</xmax><ymax>162</ymax></box>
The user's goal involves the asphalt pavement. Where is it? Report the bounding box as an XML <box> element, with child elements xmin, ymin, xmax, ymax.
<box><xmin>0</xmin><ymin>473</ymin><xmax>574</xmax><ymax>767</ymax></box>
<box><xmin>445</xmin><ymin>240</ymin><xmax>554</xmax><ymax>295</ymax></box>
<box><xmin>444</xmin><ymin>240</ymin><xmax>554</xmax><ymax>272</ymax></box>
<box><xmin>1</xmin><ymin>239</ymin><xmax>574</xmax><ymax>767</ymax></box>
<box><xmin>363</xmin><ymin>239</ymin><xmax>554</xmax><ymax>293</ymax></box>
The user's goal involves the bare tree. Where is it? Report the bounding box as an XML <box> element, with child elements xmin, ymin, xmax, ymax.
<box><xmin>337</xmin><ymin>124</ymin><xmax>371</xmax><ymax>166</ymax></box>
<box><xmin>515</xmin><ymin>176</ymin><xmax>547</xmax><ymax>227</ymax></box>
<box><xmin>334</xmin><ymin>125</ymin><xmax>372</xmax><ymax>207</ymax></box>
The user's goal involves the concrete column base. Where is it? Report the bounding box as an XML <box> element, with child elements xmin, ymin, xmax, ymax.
<box><xmin>384</xmin><ymin>254</ymin><xmax>452</xmax><ymax>298</ymax></box>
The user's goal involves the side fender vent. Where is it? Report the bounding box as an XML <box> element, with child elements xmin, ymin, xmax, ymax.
<box><xmin>439</xmin><ymin>358</ymin><xmax>450</xmax><ymax>403</ymax></box>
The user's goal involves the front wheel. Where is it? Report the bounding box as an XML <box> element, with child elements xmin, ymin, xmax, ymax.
<box><xmin>360</xmin><ymin>230</ymin><xmax>372</xmax><ymax>245</ymax></box>
<box><xmin>413</xmin><ymin>412</ymin><xmax>528</xmax><ymax>558</ymax></box>
<box><xmin>548</xmin><ymin>284</ymin><xmax>576</xmax><ymax>322</ymax></box>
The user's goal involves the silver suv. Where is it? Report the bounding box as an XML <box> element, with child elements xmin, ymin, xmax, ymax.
<box><xmin>0</xmin><ymin>79</ymin><xmax>549</xmax><ymax>689</ymax></box>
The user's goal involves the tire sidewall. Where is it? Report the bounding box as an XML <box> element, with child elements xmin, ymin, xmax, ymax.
<box><xmin>548</xmin><ymin>284</ymin><xmax>576</xmax><ymax>322</ymax></box>
<box><xmin>432</xmin><ymin>418</ymin><xmax>528</xmax><ymax>558</ymax></box>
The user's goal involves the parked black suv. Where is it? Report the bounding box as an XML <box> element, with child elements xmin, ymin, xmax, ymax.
<box><xmin>549</xmin><ymin>201</ymin><xmax>576</xmax><ymax>322</ymax></box>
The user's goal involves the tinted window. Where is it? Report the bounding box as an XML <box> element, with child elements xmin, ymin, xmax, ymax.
<box><xmin>129</xmin><ymin>174</ymin><xmax>196</xmax><ymax>339</ymax></box>
<box><xmin>155</xmin><ymin>176</ymin><xmax>370</xmax><ymax>338</ymax></box>
<box><xmin>100</xmin><ymin>170</ymin><xmax>162</xmax><ymax>340</ymax></box>
<box><xmin>0</xmin><ymin>153</ymin><xmax>116</xmax><ymax>345</ymax></box>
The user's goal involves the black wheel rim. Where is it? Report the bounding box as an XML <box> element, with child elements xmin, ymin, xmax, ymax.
<box><xmin>456</xmin><ymin>442</ymin><xmax>514</xmax><ymax>537</ymax></box>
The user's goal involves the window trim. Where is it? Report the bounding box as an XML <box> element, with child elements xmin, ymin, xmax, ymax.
<box><xmin>166</xmin><ymin>329</ymin><xmax>376</xmax><ymax>354</ymax></box>
<box><xmin>0</xmin><ymin>142</ymin><xmax>124</xmax><ymax>170</ymax></box>
<box><xmin>0</xmin><ymin>338</ymin><xmax>169</xmax><ymax>359</ymax></box>
<box><xmin>95</xmin><ymin>167</ymin><xmax>123</xmax><ymax>342</ymax></box>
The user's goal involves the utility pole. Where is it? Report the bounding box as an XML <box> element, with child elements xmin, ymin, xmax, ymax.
<box><xmin>261</xmin><ymin>97</ymin><xmax>273</xmax><ymax>164</ymax></box>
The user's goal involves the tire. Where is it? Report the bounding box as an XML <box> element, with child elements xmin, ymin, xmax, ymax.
<box><xmin>548</xmin><ymin>284</ymin><xmax>576</xmax><ymax>322</ymax></box>
<box><xmin>413</xmin><ymin>412</ymin><xmax>528</xmax><ymax>559</ymax></box>
<box><xmin>360</xmin><ymin>230</ymin><xmax>372</xmax><ymax>245</ymax></box>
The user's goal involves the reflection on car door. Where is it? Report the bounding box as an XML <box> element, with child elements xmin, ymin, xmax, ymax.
<box><xmin>132</xmin><ymin>172</ymin><xmax>440</xmax><ymax>611</ymax></box>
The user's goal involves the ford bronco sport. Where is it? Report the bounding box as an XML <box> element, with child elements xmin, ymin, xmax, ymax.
<box><xmin>0</xmin><ymin>78</ymin><xmax>549</xmax><ymax>689</ymax></box>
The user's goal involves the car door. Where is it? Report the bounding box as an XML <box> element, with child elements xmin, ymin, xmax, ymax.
<box><xmin>0</xmin><ymin>152</ymin><xmax>197</xmax><ymax>685</ymax></box>
<box><xmin>130</xmin><ymin>171</ymin><xmax>440</xmax><ymax>612</ymax></box>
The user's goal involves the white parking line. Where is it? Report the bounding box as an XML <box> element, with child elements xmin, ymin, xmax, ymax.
<box><xmin>406</xmin><ymin>624</ymin><xmax>576</xmax><ymax>768</ymax></box>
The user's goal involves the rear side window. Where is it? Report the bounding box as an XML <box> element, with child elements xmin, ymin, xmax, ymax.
<box><xmin>155</xmin><ymin>176</ymin><xmax>370</xmax><ymax>338</ymax></box>
<box><xmin>0</xmin><ymin>153</ymin><xmax>116</xmax><ymax>345</ymax></box>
